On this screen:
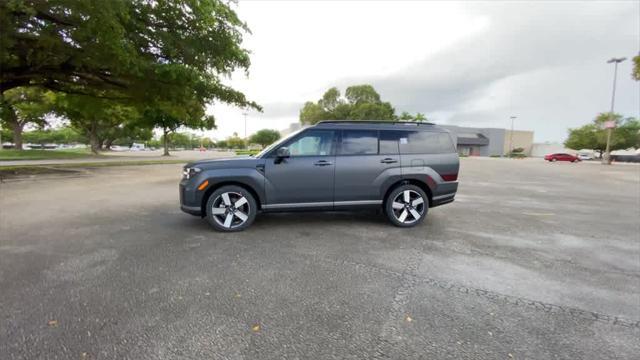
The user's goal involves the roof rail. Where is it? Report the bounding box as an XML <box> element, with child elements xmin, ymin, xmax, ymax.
<box><xmin>317</xmin><ymin>120</ymin><xmax>435</xmax><ymax>126</ymax></box>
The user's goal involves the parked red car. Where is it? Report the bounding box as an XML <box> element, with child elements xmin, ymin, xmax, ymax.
<box><xmin>544</xmin><ymin>153</ymin><xmax>580</xmax><ymax>162</ymax></box>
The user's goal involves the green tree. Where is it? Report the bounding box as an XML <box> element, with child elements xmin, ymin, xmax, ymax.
<box><xmin>299</xmin><ymin>85</ymin><xmax>396</xmax><ymax>124</ymax></box>
<box><xmin>22</xmin><ymin>126</ymin><xmax>86</xmax><ymax>146</ymax></box>
<box><xmin>345</xmin><ymin>85</ymin><xmax>381</xmax><ymax>105</ymax></box>
<box><xmin>215</xmin><ymin>140</ymin><xmax>229</xmax><ymax>149</ymax></box>
<box><xmin>109</xmin><ymin>124</ymin><xmax>153</xmax><ymax>148</ymax></box>
<box><xmin>1</xmin><ymin>0</ymin><xmax>259</xmax><ymax>114</ymax></box>
<box><xmin>300</xmin><ymin>101</ymin><xmax>329</xmax><ymax>125</ymax></box>
<box><xmin>413</xmin><ymin>113</ymin><xmax>427</xmax><ymax>122</ymax></box>
<box><xmin>318</xmin><ymin>87</ymin><xmax>343</xmax><ymax>112</ymax></box>
<box><xmin>226</xmin><ymin>133</ymin><xmax>246</xmax><ymax>149</ymax></box>
<box><xmin>565</xmin><ymin>113</ymin><xmax>640</xmax><ymax>157</ymax></box>
<box><xmin>349</xmin><ymin>102</ymin><xmax>395</xmax><ymax>120</ymax></box>
<box><xmin>632</xmin><ymin>54</ymin><xmax>640</xmax><ymax>81</ymax></box>
<box><xmin>398</xmin><ymin>111</ymin><xmax>413</xmax><ymax>121</ymax></box>
<box><xmin>398</xmin><ymin>111</ymin><xmax>428</xmax><ymax>122</ymax></box>
<box><xmin>140</xmin><ymin>107</ymin><xmax>215</xmax><ymax>156</ymax></box>
<box><xmin>0</xmin><ymin>87</ymin><xmax>55</xmax><ymax>150</ymax></box>
<box><xmin>249</xmin><ymin>129</ymin><xmax>281</xmax><ymax>148</ymax></box>
<box><xmin>200</xmin><ymin>137</ymin><xmax>215</xmax><ymax>149</ymax></box>
<box><xmin>55</xmin><ymin>94</ymin><xmax>138</xmax><ymax>153</ymax></box>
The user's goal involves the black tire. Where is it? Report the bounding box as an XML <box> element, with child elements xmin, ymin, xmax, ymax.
<box><xmin>205</xmin><ymin>185</ymin><xmax>257</xmax><ymax>232</ymax></box>
<box><xmin>384</xmin><ymin>184</ymin><xmax>429</xmax><ymax>228</ymax></box>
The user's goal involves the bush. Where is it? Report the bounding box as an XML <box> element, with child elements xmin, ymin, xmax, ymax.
<box><xmin>235</xmin><ymin>149</ymin><xmax>260</xmax><ymax>156</ymax></box>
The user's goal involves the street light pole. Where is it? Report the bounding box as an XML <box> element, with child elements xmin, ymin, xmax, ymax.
<box><xmin>602</xmin><ymin>57</ymin><xmax>626</xmax><ymax>164</ymax></box>
<box><xmin>242</xmin><ymin>112</ymin><xmax>248</xmax><ymax>139</ymax></box>
<box><xmin>509</xmin><ymin>116</ymin><xmax>517</xmax><ymax>155</ymax></box>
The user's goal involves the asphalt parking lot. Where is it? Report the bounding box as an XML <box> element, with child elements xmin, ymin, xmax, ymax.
<box><xmin>1</xmin><ymin>158</ymin><xmax>638</xmax><ymax>359</ymax></box>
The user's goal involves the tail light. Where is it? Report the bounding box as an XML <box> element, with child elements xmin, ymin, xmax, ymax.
<box><xmin>441</xmin><ymin>173</ymin><xmax>458</xmax><ymax>181</ymax></box>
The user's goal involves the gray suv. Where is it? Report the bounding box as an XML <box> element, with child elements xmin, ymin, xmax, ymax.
<box><xmin>180</xmin><ymin>121</ymin><xmax>459</xmax><ymax>232</ymax></box>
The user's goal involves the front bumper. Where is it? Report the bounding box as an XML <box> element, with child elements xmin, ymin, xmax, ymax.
<box><xmin>180</xmin><ymin>180</ymin><xmax>203</xmax><ymax>216</ymax></box>
<box><xmin>180</xmin><ymin>204</ymin><xmax>202</xmax><ymax>216</ymax></box>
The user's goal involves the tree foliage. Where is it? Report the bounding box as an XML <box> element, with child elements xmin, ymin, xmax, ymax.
<box><xmin>140</xmin><ymin>107</ymin><xmax>215</xmax><ymax>156</ymax></box>
<box><xmin>564</xmin><ymin>113</ymin><xmax>640</xmax><ymax>155</ymax></box>
<box><xmin>226</xmin><ymin>133</ymin><xmax>246</xmax><ymax>149</ymax></box>
<box><xmin>633</xmin><ymin>54</ymin><xmax>640</xmax><ymax>81</ymax></box>
<box><xmin>22</xmin><ymin>126</ymin><xmax>86</xmax><ymax>145</ymax></box>
<box><xmin>398</xmin><ymin>111</ymin><xmax>428</xmax><ymax>122</ymax></box>
<box><xmin>299</xmin><ymin>85</ymin><xmax>396</xmax><ymax>124</ymax></box>
<box><xmin>54</xmin><ymin>94</ymin><xmax>142</xmax><ymax>153</ymax></box>
<box><xmin>1</xmin><ymin>0</ymin><xmax>260</xmax><ymax>152</ymax></box>
<box><xmin>1</xmin><ymin>0</ymin><xmax>259</xmax><ymax>111</ymax></box>
<box><xmin>0</xmin><ymin>87</ymin><xmax>55</xmax><ymax>149</ymax></box>
<box><xmin>249</xmin><ymin>129</ymin><xmax>281</xmax><ymax>147</ymax></box>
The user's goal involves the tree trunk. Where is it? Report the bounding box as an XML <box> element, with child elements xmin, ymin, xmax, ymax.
<box><xmin>3</xmin><ymin>104</ymin><xmax>24</xmax><ymax>150</ymax></box>
<box><xmin>89</xmin><ymin>122</ymin><xmax>100</xmax><ymax>154</ymax></box>
<box><xmin>163</xmin><ymin>128</ymin><xmax>170</xmax><ymax>156</ymax></box>
<box><xmin>12</xmin><ymin>123</ymin><xmax>24</xmax><ymax>150</ymax></box>
<box><xmin>104</xmin><ymin>138</ymin><xmax>114</xmax><ymax>150</ymax></box>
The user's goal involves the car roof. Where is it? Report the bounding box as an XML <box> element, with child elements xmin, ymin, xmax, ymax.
<box><xmin>312</xmin><ymin>120</ymin><xmax>447</xmax><ymax>132</ymax></box>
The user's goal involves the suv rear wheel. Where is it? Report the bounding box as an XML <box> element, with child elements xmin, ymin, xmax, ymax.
<box><xmin>205</xmin><ymin>185</ymin><xmax>257</xmax><ymax>232</ymax></box>
<box><xmin>385</xmin><ymin>184</ymin><xmax>428</xmax><ymax>227</ymax></box>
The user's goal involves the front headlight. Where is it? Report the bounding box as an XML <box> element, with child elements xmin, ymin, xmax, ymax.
<box><xmin>182</xmin><ymin>167</ymin><xmax>202</xmax><ymax>179</ymax></box>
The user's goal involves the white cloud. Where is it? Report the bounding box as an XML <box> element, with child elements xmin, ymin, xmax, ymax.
<box><xmin>204</xmin><ymin>0</ymin><xmax>639</xmax><ymax>143</ymax></box>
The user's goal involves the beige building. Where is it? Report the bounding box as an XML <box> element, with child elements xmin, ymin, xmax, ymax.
<box><xmin>441</xmin><ymin>125</ymin><xmax>534</xmax><ymax>156</ymax></box>
<box><xmin>503</xmin><ymin>130</ymin><xmax>534</xmax><ymax>155</ymax></box>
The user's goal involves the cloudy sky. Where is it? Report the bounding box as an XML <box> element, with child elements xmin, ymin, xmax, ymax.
<box><xmin>206</xmin><ymin>0</ymin><xmax>639</xmax><ymax>143</ymax></box>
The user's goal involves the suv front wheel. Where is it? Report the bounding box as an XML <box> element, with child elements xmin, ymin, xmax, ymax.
<box><xmin>385</xmin><ymin>184</ymin><xmax>428</xmax><ymax>227</ymax></box>
<box><xmin>206</xmin><ymin>185</ymin><xmax>257</xmax><ymax>232</ymax></box>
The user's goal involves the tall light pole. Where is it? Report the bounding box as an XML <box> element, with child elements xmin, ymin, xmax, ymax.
<box><xmin>509</xmin><ymin>116</ymin><xmax>517</xmax><ymax>155</ymax></box>
<box><xmin>603</xmin><ymin>57</ymin><xmax>626</xmax><ymax>164</ymax></box>
<box><xmin>242</xmin><ymin>111</ymin><xmax>248</xmax><ymax>139</ymax></box>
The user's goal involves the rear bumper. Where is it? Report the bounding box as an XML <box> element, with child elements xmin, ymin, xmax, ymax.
<box><xmin>431</xmin><ymin>181</ymin><xmax>458</xmax><ymax>207</ymax></box>
<box><xmin>431</xmin><ymin>193</ymin><xmax>455</xmax><ymax>207</ymax></box>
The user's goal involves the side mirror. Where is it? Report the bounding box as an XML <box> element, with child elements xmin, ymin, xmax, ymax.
<box><xmin>276</xmin><ymin>147</ymin><xmax>290</xmax><ymax>158</ymax></box>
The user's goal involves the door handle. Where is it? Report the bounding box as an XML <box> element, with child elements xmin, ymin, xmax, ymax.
<box><xmin>380</xmin><ymin>158</ymin><xmax>398</xmax><ymax>164</ymax></box>
<box><xmin>314</xmin><ymin>160</ymin><xmax>333</xmax><ymax>166</ymax></box>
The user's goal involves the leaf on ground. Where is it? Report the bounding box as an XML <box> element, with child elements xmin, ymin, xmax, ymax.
<box><xmin>47</xmin><ymin>320</ymin><xmax>58</xmax><ymax>327</ymax></box>
<box><xmin>252</xmin><ymin>324</ymin><xmax>260</xmax><ymax>332</ymax></box>
<box><xmin>405</xmin><ymin>315</ymin><xmax>413</xmax><ymax>322</ymax></box>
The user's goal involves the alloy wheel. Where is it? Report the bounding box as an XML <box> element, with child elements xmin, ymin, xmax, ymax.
<box><xmin>210</xmin><ymin>191</ymin><xmax>251</xmax><ymax>229</ymax></box>
<box><xmin>391</xmin><ymin>190</ymin><xmax>425</xmax><ymax>224</ymax></box>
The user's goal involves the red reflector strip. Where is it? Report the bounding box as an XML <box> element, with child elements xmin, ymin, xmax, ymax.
<box><xmin>441</xmin><ymin>174</ymin><xmax>458</xmax><ymax>181</ymax></box>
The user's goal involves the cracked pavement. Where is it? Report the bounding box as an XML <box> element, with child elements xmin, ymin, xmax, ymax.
<box><xmin>1</xmin><ymin>158</ymin><xmax>639</xmax><ymax>359</ymax></box>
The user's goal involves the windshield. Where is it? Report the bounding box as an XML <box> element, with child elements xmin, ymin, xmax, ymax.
<box><xmin>255</xmin><ymin>128</ymin><xmax>305</xmax><ymax>158</ymax></box>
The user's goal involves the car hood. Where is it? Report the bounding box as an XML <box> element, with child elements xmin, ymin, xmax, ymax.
<box><xmin>185</xmin><ymin>156</ymin><xmax>263</xmax><ymax>170</ymax></box>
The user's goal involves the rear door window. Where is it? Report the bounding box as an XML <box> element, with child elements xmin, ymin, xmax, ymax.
<box><xmin>399</xmin><ymin>131</ymin><xmax>455</xmax><ymax>154</ymax></box>
<box><xmin>379</xmin><ymin>131</ymin><xmax>402</xmax><ymax>155</ymax></box>
<box><xmin>339</xmin><ymin>130</ymin><xmax>378</xmax><ymax>155</ymax></box>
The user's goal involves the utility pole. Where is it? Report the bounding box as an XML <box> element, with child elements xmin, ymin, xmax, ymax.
<box><xmin>509</xmin><ymin>116</ymin><xmax>517</xmax><ymax>155</ymax></box>
<box><xmin>242</xmin><ymin>112</ymin><xmax>248</xmax><ymax>139</ymax></box>
<box><xmin>603</xmin><ymin>57</ymin><xmax>626</xmax><ymax>165</ymax></box>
